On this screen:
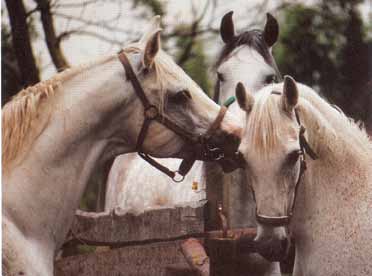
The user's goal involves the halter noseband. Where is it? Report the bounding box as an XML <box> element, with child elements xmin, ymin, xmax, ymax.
<box><xmin>255</xmin><ymin>91</ymin><xmax>318</xmax><ymax>226</ymax></box>
<box><xmin>118</xmin><ymin>51</ymin><xmax>228</xmax><ymax>182</ymax></box>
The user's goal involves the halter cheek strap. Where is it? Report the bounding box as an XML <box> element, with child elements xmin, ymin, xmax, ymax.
<box><xmin>255</xmin><ymin>92</ymin><xmax>318</xmax><ymax>226</ymax></box>
<box><xmin>290</xmin><ymin>108</ymin><xmax>318</xmax><ymax>213</ymax></box>
<box><xmin>117</xmin><ymin>50</ymin><xmax>229</xmax><ymax>182</ymax></box>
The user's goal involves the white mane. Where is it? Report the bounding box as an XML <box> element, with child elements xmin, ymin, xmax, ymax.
<box><xmin>246</xmin><ymin>83</ymin><xmax>372</xmax><ymax>165</ymax></box>
<box><xmin>2</xmin><ymin>45</ymin><xmax>194</xmax><ymax>174</ymax></box>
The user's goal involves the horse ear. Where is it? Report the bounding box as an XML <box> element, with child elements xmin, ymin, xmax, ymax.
<box><xmin>220</xmin><ymin>11</ymin><xmax>235</xmax><ymax>44</ymax></box>
<box><xmin>139</xmin><ymin>15</ymin><xmax>161</xmax><ymax>45</ymax></box>
<box><xmin>236</xmin><ymin>82</ymin><xmax>254</xmax><ymax>112</ymax></box>
<box><xmin>142</xmin><ymin>29</ymin><xmax>161</xmax><ymax>68</ymax></box>
<box><xmin>263</xmin><ymin>13</ymin><xmax>279</xmax><ymax>47</ymax></box>
<box><xmin>282</xmin><ymin>75</ymin><xmax>299</xmax><ymax>113</ymax></box>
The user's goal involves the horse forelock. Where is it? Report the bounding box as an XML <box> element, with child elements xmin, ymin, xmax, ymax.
<box><xmin>215</xmin><ymin>30</ymin><xmax>274</xmax><ymax>69</ymax></box>
<box><xmin>245</xmin><ymin>86</ymin><xmax>285</xmax><ymax>157</ymax></box>
<box><xmin>245</xmin><ymin>84</ymin><xmax>372</xmax><ymax>163</ymax></box>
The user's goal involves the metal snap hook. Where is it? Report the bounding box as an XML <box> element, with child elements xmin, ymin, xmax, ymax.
<box><xmin>213</xmin><ymin>152</ymin><xmax>224</xmax><ymax>161</ymax></box>
<box><xmin>172</xmin><ymin>171</ymin><xmax>185</xmax><ymax>183</ymax></box>
<box><xmin>205</xmin><ymin>147</ymin><xmax>224</xmax><ymax>161</ymax></box>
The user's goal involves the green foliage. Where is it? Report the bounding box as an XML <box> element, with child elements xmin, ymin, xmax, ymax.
<box><xmin>133</xmin><ymin>0</ymin><xmax>164</xmax><ymax>16</ymax></box>
<box><xmin>174</xmin><ymin>26</ymin><xmax>212</xmax><ymax>96</ymax></box>
<box><xmin>275</xmin><ymin>0</ymin><xmax>371</xmax><ymax>123</ymax></box>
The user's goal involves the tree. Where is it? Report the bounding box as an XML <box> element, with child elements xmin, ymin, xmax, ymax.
<box><xmin>2</xmin><ymin>23</ymin><xmax>22</xmax><ymax>105</ymax></box>
<box><xmin>4</xmin><ymin>0</ymin><xmax>40</xmax><ymax>89</ymax></box>
<box><xmin>275</xmin><ymin>0</ymin><xmax>371</xmax><ymax>124</ymax></box>
<box><xmin>175</xmin><ymin>24</ymin><xmax>212</xmax><ymax>94</ymax></box>
<box><xmin>34</xmin><ymin>0</ymin><xmax>69</xmax><ymax>71</ymax></box>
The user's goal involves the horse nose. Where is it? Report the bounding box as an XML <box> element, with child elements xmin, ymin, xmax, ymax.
<box><xmin>280</xmin><ymin>236</ymin><xmax>290</xmax><ymax>253</ymax></box>
<box><xmin>255</xmin><ymin>235</ymin><xmax>291</xmax><ymax>262</ymax></box>
<box><xmin>219</xmin><ymin>110</ymin><xmax>242</xmax><ymax>140</ymax></box>
<box><xmin>223</xmin><ymin>122</ymin><xmax>242</xmax><ymax>141</ymax></box>
<box><xmin>207</xmin><ymin>129</ymin><xmax>241</xmax><ymax>153</ymax></box>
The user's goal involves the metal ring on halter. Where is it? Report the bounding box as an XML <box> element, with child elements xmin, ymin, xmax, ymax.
<box><xmin>118</xmin><ymin>51</ymin><xmax>231</xmax><ymax>181</ymax></box>
<box><xmin>172</xmin><ymin>171</ymin><xmax>185</xmax><ymax>183</ymax></box>
<box><xmin>144</xmin><ymin>105</ymin><xmax>159</xmax><ymax>119</ymax></box>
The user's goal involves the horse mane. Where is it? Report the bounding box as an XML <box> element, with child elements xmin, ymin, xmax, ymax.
<box><xmin>246</xmin><ymin>83</ymin><xmax>372</xmax><ymax>163</ymax></box>
<box><xmin>2</xmin><ymin>46</ymin><xmax>194</xmax><ymax>173</ymax></box>
<box><xmin>215</xmin><ymin>30</ymin><xmax>275</xmax><ymax>68</ymax></box>
<box><xmin>2</xmin><ymin>54</ymin><xmax>119</xmax><ymax>172</ymax></box>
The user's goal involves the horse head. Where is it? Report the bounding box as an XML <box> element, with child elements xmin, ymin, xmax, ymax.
<box><xmin>119</xmin><ymin>16</ymin><xmax>242</xmax><ymax>163</ymax></box>
<box><xmin>235</xmin><ymin>76</ymin><xmax>318</xmax><ymax>261</ymax></box>
<box><xmin>214</xmin><ymin>11</ymin><xmax>281</xmax><ymax>172</ymax></box>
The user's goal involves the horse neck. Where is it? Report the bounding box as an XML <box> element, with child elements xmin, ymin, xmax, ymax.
<box><xmin>296</xmin><ymin>88</ymin><xmax>372</xmax><ymax>213</ymax></box>
<box><xmin>3</xmin><ymin>55</ymin><xmax>138</xmax><ymax>250</ymax></box>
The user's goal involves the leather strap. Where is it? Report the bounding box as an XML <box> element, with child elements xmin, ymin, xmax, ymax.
<box><xmin>117</xmin><ymin>50</ymin><xmax>229</xmax><ymax>182</ymax></box>
<box><xmin>118</xmin><ymin>51</ymin><xmax>151</xmax><ymax>108</ymax></box>
<box><xmin>255</xmin><ymin>91</ymin><xmax>319</xmax><ymax>225</ymax></box>
<box><xmin>205</xmin><ymin>106</ymin><xmax>227</xmax><ymax>137</ymax></box>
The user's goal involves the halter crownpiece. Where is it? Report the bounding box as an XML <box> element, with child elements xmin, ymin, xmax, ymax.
<box><xmin>117</xmin><ymin>50</ymin><xmax>232</xmax><ymax>182</ymax></box>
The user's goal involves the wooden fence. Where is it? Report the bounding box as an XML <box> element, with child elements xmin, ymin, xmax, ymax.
<box><xmin>56</xmin><ymin>202</ymin><xmax>206</xmax><ymax>275</ymax></box>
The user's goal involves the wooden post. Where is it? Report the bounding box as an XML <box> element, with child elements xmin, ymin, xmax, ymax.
<box><xmin>180</xmin><ymin>238</ymin><xmax>209</xmax><ymax>276</ymax></box>
<box><xmin>205</xmin><ymin>163</ymin><xmax>224</xmax><ymax>231</ymax></box>
<box><xmin>206</xmin><ymin>237</ymin><xmax>238</xmax><ymax>276</ymax></box>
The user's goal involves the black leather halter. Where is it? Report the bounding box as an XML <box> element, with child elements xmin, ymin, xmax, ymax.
<box><xmin>118</xmin><ymin>51</ymin><xmax>229</xmax><ymax>182</ymax></box>
<box><xmin>255</xmin><ymin>91</ymin><xmax>318</xmax><ymax>226</ymax></box>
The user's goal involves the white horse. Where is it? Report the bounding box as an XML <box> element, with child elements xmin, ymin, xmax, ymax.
<box><xmin>104</xmin><ymin>12</ymin><xmax>283</xmax><ymax>276</ymax></box>
<box><xmin>104</xmin><ymin>11</ymin><xmax>281</xmax><ymax>214</ymax></box>
<box><xmin>236</xmin><ymin>76</ymin><xmax>372</xmax><ymax>275</ymax></box>
<box><xmin>1</xmin><ymin>16</ymin><xmax>242</xmax><ymax>276</ymax></box>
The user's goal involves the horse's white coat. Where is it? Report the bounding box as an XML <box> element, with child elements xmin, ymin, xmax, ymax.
<box><xmin>238</xmin><ymin>81</ymin><xmax>372</xmax><ymax>276</ymax></box>
<box><xmin>2</xmin><ymin>18</ymin><xmax>241</xmax><ymax>276</ymax></box>
<box><xmin>104</xmin><ymin>24</ymin><xmax>282</xmax><ymax>276</ymax></box>
<box><xmin>105</xmin><ymin>46</ymin><xmax>277</xmax><ymax>213</ymax></box>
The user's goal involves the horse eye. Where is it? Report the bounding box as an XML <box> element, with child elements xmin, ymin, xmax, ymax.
<box><xmin>170</xmin><ymin>89</ymin><xmax>192</xmax><ymax>104</ymax></box>
<box><xmin>286</xmin><ymin>150</ymin><xmax>301</xmax><ymax>165</ymax></box>
<box><xmin>265</xmin><ymin>74</ymin><xmax>277</xmax><ymax>84</ymax></box>
<box><xmin>217</xmin><ymin>72</ymin><xmax>225</xmax><ymax>82</ymax></box>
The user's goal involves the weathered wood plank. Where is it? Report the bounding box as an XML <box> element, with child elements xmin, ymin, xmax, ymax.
<box><xmin>180</xmin><ymin>238</ymin><xmax>209</xmax><ymax>276</ymax></box>
<box><xmin>55</xmin><ymin>240</ymin><xmax>194</xmax><ymax>276</ymax></box>
<box><xmin>67</xmin><ymin>201</ymin><xmax>205</xmax><ymax>245</ymax></box>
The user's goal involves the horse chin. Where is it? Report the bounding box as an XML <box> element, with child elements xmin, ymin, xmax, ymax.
<box><xmin>254</xmin><ymin>237</ymin><xmax>290</xmax><ymax>262</ymax></box>
<box><xmin>254</xmin><ymin>225</ymin><xmax>291</xmax><ymax>262</ymax></box>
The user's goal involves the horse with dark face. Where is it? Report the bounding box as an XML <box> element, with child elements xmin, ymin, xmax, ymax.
<box><xmin>236</xmin><ymin>76</ymin><xmax>372</xmax><ymax>275</ymax></box>
<box><xmin>104</xmin><ymin>12</ymin><xmax>283</xmax><ymax>276</ymax></box>
<box><xmin>2</xmin><ymin>16</ymin><xmax>241</xmax><ymax>276</ymax></box>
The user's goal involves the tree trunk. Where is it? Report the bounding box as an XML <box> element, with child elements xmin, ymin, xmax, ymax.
<box><xmin>34</xmin><ymin>0</ymin><xmax>69</xmax><ymax>71</ymax></box>
<box><xmin>4</xmin><ymin>0</ymin><xmax>40</xmax><ymax>86</ymax></box>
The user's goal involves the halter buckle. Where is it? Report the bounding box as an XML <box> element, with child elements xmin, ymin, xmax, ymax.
<box><xmin>144</xmin><ymin>105</ymin><xmax>159</xmax><ymax>120</ymax></box>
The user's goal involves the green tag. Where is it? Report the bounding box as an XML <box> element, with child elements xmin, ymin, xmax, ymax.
<box><xmin>223</xmin><ymin>96</ymin><xmax>236</xmax><ymax>107</ymax></box>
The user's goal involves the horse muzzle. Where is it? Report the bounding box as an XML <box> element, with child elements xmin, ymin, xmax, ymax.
<box><xmin>254</xmin><ymin>234</ymin><xmax>291</xmax><ymax>262</ymax></box>
<box><xmin>198</xmin><ymin>131</ymin><xmax>243</xmax><ymax>172</ymax></box>
<box><xmin>256</xmin><ymin>214</ymin><xmax>291</xmax><ymax>227</ymax></box>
